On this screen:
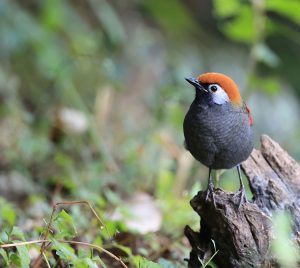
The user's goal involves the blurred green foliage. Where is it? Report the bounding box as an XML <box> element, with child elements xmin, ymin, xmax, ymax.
<box><xmin>271</xmin><ymin>211</ymin><xmax>299</xmax><ymax>267</ymax></box>
<box><xmin>1</xmin><ymin>0</ymin><xmax>300</xmax><ymax>266</ymax></box>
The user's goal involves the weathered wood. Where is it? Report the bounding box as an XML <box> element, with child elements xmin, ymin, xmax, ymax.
<box><xmin>243</xmin><ymin>135</ymin><xmax>300</xmax><ymax>232</ymax></box>
<box><xmin>185</xmin><ymin>135</ymin><xmax>300</xmax><ymax>267</ymax></box>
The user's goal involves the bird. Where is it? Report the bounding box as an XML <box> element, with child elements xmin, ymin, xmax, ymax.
<box><xmin>183</xmin><ymin>72</ymin><xmax>253</xmax><ymax>208</ymax></box>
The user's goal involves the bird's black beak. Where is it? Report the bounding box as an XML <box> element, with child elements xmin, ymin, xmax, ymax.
<box><xmin>185</xmin><ymin>77</ymin><xmax>207</xmax><ymax>92</ymax></box>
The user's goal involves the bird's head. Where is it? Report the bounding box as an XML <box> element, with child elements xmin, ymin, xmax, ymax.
<box><xmin>185</xmin><ymin>72</ymin><xmax>242</xmax><ymax>106</ymax></box>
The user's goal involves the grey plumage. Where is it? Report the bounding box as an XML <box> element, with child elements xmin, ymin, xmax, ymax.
<box><xmin>183</xmin><ymin>91</ymin><xmax>253</xmax><ymax>170</ymax></box>
<box><xmin>183</xmin><ymin>73</ymin><xmax>253</xmax><ymax>208</ymax></box>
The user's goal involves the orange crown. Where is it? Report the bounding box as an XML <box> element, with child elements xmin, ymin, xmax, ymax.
<box><xmin>197</xmin><ymin>72</ymin><xmax>242</xmax><ymax>105</ymax></box>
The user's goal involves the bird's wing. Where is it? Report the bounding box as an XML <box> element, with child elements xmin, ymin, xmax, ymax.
<box><xmin>243</xmin><ymin>102</ymin><xmax>253</xmax><ymax>126</ymax></box>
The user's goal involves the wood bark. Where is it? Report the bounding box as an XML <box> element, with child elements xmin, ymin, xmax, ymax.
<box><xmin>184</xmin><ymin>135</ymin><xmax>300</xmax><ymax>268</ymax></box>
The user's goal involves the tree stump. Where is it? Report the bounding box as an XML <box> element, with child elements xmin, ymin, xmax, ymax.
<box><xmin>184</xmin><ymin>135</ymin><xmax>300</xmax><ymax>268</ymax></box>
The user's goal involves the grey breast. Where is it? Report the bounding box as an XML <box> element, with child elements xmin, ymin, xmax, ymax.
<box><xmin>183</xmin><ymin>102</ymin><xmax>253</xmax><ymax>169</ymax></box>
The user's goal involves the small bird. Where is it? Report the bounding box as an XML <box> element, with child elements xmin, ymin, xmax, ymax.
<box><xmin>183</xmin><ymin>72</ymin><xmax>253</xmax><ymax>207</ymax></box>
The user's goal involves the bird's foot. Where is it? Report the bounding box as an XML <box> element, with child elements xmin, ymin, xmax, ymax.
<box><xmin>205</xmin><ymin>183</ymin><xmax>216</xmax><ymax>207</ymax></box>
<box><xmin>233</xmin><ymin>187</ymin><xmax>248</xmax><ymax>209</ymax></box>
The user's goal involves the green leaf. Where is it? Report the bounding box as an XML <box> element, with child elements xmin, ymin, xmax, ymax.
<box><xmin>52</xmin><ymin>239</ymin><xmax>78</xmax><ymax>262</ymax></box>
<box><xmin>16</xmin><ymin>244</ymin><xmax>30</xmax><ymax>268</ymax></box>
<box><xmin>80</xmin><ymin>258</ymin><xmax>99</xmax><ymax>268</ymax></box>
<box><xmin>271</xmin><ymin>211</ymin><xmax>298</xmax><ymax>267</ymax></box>
<box><xmin>10</xmin><ymin>227</ymin><xmax>26</xmax><ymax>241</ymax></box>
<box><xmin>0</xmin><ymin>248</ymin><xmax>9</xmax><ymax>265</ymax></box>
<box><xmin>60</xmin><ymin>210</ymin><xmax>77</xmax><ymax>232</ymax></box>
<box><xmin>41</xmin><ymin>0</ymin><xmax>65</xmax><ymax>31</ymax></box>
<box><xmin>53</xmin><ymin>209</ymin><xmax>77</xmax><ymax>239</ymax></box>
<box><xmin>0</xmin><ymin>230</ymin><xmax>10</xmax><ymax>244</ymax></box>
<box><xmin>92</xmin><ymin>256</ymin><xmax>107</xmax><ymax>268</ymax></box>
<box><xmin>267</xmin><ymin>0</ymin><xmax>300</xmax><ymax>25</ymax></box>
<box><xmin>92</xmin><ymin>235</ymin><xmax>103</xmax><ymax>247</ymax></box>
<box><xmin>141</xmin><ymin>0</ymin><xmax>197</xmax><ymax>37</ymax></box>
<box><xmin>114</xmin><ymin>244</ymin><xmax>133</xmax><ymax>257</ymax></box>
<box><xmin>221</xmin><ymin>6</ymin><xmax>256</xmax><ymax>43</ymax></box>
<box><xmin>77</xmin><ymin>247</ymin><xmax>90</xmax><ymax>259</ymax></box>
<box><xmin>133</xmin><ymin>256</ymin><xmax>162</xmax><ymax>268</ymax></box>
<box><xmin>9</xmin><ymin>252</ymin><xmax>20</xmax><ymax>266</ymax></box>
<box><xmin>0</xmin><ymin>198</ymin><xmax>16</xmax><ymax>226</ymax></box>
<box><xmin>213</xmin><ymin>0</ymin><xmax>241</xmax><ymax>17</ymax></box>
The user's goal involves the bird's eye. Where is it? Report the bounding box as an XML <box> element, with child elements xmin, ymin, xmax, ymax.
<box><xmin>209</xmin><ymin>85</ymin><xmax>218</xmax><ymax>93</ymax></box>
<box><xmin>207</xmin><ymin>84</ymin><xmax>229</xmax><ymax>104</ymax></box>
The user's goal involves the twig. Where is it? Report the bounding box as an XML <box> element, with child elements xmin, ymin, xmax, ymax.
<box><xmin>42</xmin><ymin>251</ymin><xmax>51</xmax><ymax>268</ymax></box>
<box><xmin>0</xmin><ymin>240</ymin><xmax>45</xmax><ymax>248</ymax></box>
<box><xmin>40</xmin><ymin>201</ymin><xmax>109</xmax><ymax>249</ymax></box>
<box><xmin>0</xmin><ymin>239</ymin><xmax>127</xmax><ymax>268</ymax></box>
<box><xmin>39</xmin><ymin>203</ymin><xmax>57</xmax><ymax>252</ymax></box>
<box><xmin>63</xmin><ymin>240</ymin><xmax>127</xmax><ymax>267</ymax></box>
<box><xmin>33</xmin><ymin>200</ymin><xmax>111</xmax><ymax>268</ymax></box>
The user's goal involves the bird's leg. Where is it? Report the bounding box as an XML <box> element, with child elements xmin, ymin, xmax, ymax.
<box><xmin>205</xmin><ymin>168</ymin><xmax>216</xmax><ymax>207</ymax></box>
<box><xmin>234</xmin><ymin>164</ymin><xmax>248</xmax><ymax>208</ymax></box>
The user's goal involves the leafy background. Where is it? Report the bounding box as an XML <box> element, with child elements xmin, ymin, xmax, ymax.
<box><xmin>1</xmin><ymin>0</ymin><xmax>300</xmax><ymax>267</ymax></box>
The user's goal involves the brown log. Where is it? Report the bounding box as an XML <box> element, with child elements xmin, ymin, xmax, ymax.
<box><xmin>185</xmin><ymin>135</ymin><xmax>299</xmax><ymax>267</ymax></box>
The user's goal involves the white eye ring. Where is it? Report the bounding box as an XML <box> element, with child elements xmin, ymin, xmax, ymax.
<box><xmin>208</xmin><ymin>84</ymin><xmax>229</xmax><ymax>104</ymax></box>
<box><xmin>208</xmin><ymin>84</ymin><xmax>221</xmax><ymax>93</ymax></box>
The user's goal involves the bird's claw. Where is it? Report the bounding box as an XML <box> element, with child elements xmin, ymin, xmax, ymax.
<box><xmin>234</xmin><ymin>187</ymin><xmax>248</xmax><ymax>209</ymax></box>
<box><xmin>205</xmin><ymin>183</ymin><xmax>216</xmax><ymax>208</ymax></box>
